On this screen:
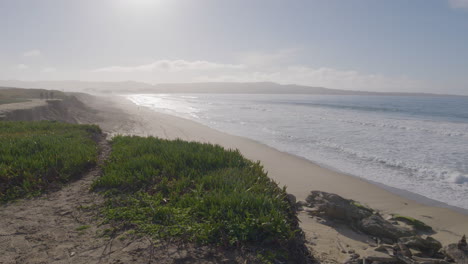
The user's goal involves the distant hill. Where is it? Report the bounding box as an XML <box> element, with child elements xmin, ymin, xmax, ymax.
<box><xmin>150</xmin><ymin>82</ymin><xmax>454</xmax><ymax>96</ymax></box>
<box><xmin>0</xmin><ymin>80</ymin><xmax>461</xmax><ymax>97</ymax></box>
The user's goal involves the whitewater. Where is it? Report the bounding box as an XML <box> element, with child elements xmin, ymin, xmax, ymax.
<box><xmin>127</xmin><ymin>93</ymin><xmax>468</xmax><ymax>210</ymax></box>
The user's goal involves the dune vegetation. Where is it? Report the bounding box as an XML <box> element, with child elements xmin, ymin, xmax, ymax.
<box><xmin>0</xmin><ymin>87</ymin><xmax>66</xmax><ymax>102</ymax></box>
<box><xmin>0</xmin><ymin>121</ymin><xmax>100</xmax><ymax>202</ymax></box>
<box><xmin>93</xmin><ymin>136</ymin><xmax>306</xmax><ymax>261</ymax></box>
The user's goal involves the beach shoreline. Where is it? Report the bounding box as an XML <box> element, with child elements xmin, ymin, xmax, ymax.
<box><xmin>78</xmin><ymin>93</ymin><xmax>468</xmax><ymax>247</ymax></box>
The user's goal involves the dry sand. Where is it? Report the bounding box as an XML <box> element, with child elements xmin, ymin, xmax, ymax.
<box><xmin>78</xmin><ymin>93</ymin><xmax>468</xmax><ymax>262</ymax></box>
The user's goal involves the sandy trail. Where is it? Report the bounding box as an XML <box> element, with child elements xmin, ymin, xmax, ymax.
<box><xmin>0</xmin><ymin>136</ymin><xmax>143</xmax><ymax>264</ymax></box>
<box><xmin>0</xmin><ymin>99</ymin><xmax>46</xmax><ymax>112</ymax></box>
<box><xmin>0</xmin><ymin>100</ymin><xmax>46</xmax><ymax>119</ymax></box>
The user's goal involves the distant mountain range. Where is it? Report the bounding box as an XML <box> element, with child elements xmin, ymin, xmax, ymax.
<box><xmin>0</xmin><ymin>80</ymin><xmax>461</xmax><ymax>97</ymax></box>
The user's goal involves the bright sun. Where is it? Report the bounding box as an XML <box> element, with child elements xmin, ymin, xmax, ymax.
<box><xmin>130</xmin><ymin>0</ymin><xmax>158</xmax><ymax>6</ymax></box>
<box><xmin>116</xmin><ymin>0</ymin><xmax>162</xmax><ymax>11</ymax></box>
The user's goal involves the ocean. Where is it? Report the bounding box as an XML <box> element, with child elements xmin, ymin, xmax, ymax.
<box><xmin>127</xmin><ymin>93</ymin><xmax>468</xmax><ymax>210</ymax></box>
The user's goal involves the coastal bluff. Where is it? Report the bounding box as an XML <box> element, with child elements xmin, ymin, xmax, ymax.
<box><xmin>0</xmin><ymin>96</ymin><xmax>94</xmax><ymax>124</ymax></box>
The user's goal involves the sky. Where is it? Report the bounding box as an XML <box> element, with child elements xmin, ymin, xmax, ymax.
<box><xmin>1</xmin><ymin>0</ymin><xmax>468</xmax><ymax>94</ymax></box>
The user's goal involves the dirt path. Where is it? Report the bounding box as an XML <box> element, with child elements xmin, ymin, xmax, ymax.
<box><xmin>0</xmin><ymin>135</ymin><xmax>120</xmax><ymax>264</ymax></box>
<box><xmin>0</xmin><ymin>99</ymin><xmax>46</xmax><ymax>112</ymax></box>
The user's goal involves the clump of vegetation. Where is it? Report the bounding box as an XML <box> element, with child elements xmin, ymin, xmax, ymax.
<box><xmin>392</xmin><ymin>214</ymin><xmax>433</xmax><ymax>232</ymax></box>
<box><xmin>76</xmin><ymin>225</ymin><xmax>91</xmax><ymax>231</ymax></box>
<box><xmin>0</xmin><ymin>121</ymin><xmax>101</xmax><ymax>202</ymax></box>
<box><xmin>352</xmin><ymin>201</ymin><xmax>374</xmax><ymax>213</ymax></box>
<box><xmin>93</xmin><ymin>136</ymin><xmax>308</xmax><ymax>262</ymax></box>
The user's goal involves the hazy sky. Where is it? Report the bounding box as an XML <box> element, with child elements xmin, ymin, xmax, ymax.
<box><xmin>1</xmin><ymin>0</ymin><xmax>468</xmax><ymax>94</ymax></box>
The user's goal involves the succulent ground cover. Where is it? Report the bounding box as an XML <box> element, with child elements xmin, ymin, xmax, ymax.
<box><xmin>93</xmin><ymin>136</ymin><xmax>308</xmax><ymax>262</ymax></box>
<box><xmin>0</xmin><ymin>121</ymin><xmax>100</xmax><ymax>202</ymax></box>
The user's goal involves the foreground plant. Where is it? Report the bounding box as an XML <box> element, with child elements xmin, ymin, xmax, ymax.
<box><xmin>93</xmin><ymin>136</ymin><xmax>309</xmax><ymax>263</ymax></box>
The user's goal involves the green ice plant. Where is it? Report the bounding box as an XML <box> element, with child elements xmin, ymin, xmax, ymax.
<box><xmin>93</xmin><ymin>136</ymin><xmax>302</xmax><ymax>262</ymax></box>
<box><xmin>0</xmin><ymin>121</ymin><xmax>100</xmax><ymax>201</ymax></box>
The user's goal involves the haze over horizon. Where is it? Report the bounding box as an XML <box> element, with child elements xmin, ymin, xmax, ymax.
<box><xmin>1</xmin><ymin>0</ymin><xmax>468</xmax><ymax>95</ymax></box>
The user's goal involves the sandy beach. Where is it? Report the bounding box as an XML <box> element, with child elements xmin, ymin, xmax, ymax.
<box><xmin>79</xmin><ymin>93</ymin><xmax>468</xmax><ymax>261</ymax></box>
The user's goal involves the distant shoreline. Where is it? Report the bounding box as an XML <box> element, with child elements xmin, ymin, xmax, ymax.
<box><xmin>2</xmin><ymin>81</ymin><xmax>467</xmax><ymax>97</ymax></box>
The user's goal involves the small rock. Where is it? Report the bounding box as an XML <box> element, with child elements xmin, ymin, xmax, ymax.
<box><xmin>374</xmin><ymin>245</ymin><xmax>387</xmax><ymax>252</ymax></box>
<box><xmin>59</xmin><ymin>210</ymin><xmax>72</xmax><ymax>216</ymax></box>
<box><xmin>458</xmin><ymin>235</ymin><xmax>467</xmax><ymax>250</ymax></box>
<box><xmin>412</xmin><ymin>256</ymin><xmax>451</xmax><ymax>264</ymax></box>
<box><xmin>410</xmin><ymin>248</ymin><xmax>424</xmax><ymax>257</ymax></box>
<box><xmin>374</xmin><ymin>245</ymin><xmax>396</xmax><ymax>256</ymax></box>
<box><xmin>442</xmin><ymin>243</ymin><xmax>468</xmax><ymax>264</ymax></box>
<box><xmin>360</xmin><ymin>215</ymin><xmax>414</xmax><ymax>242</ymax></box>
<box><xmin>399</xmin><ymin>236</ymin><xmax>442</xmax><ymax>257</ymax></box>
<box><xmin>367</xmin><ymin>241</ymin><xmax>378</xmax><ymax>247</ymax></box>
<box><xmin>381</xmin><ymin>238</ymin><xmax>394</xmax><ymax>245</ymax></box>
<box><xmin>344</xmin><ymin>257</ymin><xmax>360</xmax><ymax>264</ymax></box>
<box><xmin>365</xmin><ymin>251</ymin><xmax>398</xmax><ymax>263</ymax></box>
<box><xmin>286</xmin><ymin>193</ymin><xmax>296</xmax><ymax>204</ymax></box>
<box><xmin>398</xmin><ymin>242</ymin><xmax>412</xmax><ymax>258</ymax></box>
<box><xmin>348</xmin><ymin>249</ymin><xmax>355</xmax><ymax>254</ymax></box>
<box><xmin>316</xmin><ymin>218</ymin><xmax>327</xmax><ymax>224</ymax></box>
<box><xmin>70</xmin><ymin>251</ymin><xmax>76</xmax><ymax>257</ymax></box>
<box><xmin>305</xmin><ymin>191</ymin><xmax>373</xmax><ymax>222</ymax></box>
